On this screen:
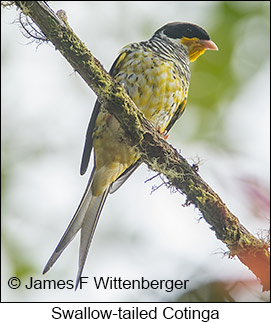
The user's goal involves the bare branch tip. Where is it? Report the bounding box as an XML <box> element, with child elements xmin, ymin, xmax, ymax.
<box><xmin>56</xmin><ymin>9</ymin><xmax>68</xmax><ymax>25</ymax></box>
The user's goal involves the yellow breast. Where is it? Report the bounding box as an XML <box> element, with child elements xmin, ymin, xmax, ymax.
<box><xmin>114</xmin><ymin>47</ymin><xmax>187</xmax><ymax>131</ymax></box>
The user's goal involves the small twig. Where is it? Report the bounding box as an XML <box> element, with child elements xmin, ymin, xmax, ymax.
<box><xmin>18</xmin><ymin>12</ymin><xmax>48</xmax><ymax>43</ymax></box>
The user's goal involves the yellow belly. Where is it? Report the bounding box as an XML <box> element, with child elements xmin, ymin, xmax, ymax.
<box><xmin>92</xmin><ymin>112</ymin><xmax>138</xmax><ymax>195</ymax></box>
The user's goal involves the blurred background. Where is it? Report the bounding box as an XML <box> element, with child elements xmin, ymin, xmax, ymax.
<box><xmin>1</xmin><ymin>1</ymin><xmax>270</xmax><ymax>302</ymax></box>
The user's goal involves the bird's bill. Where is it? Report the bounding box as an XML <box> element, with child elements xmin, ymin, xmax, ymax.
<box><xmin>198</xmin><ymin>39</ymin><xmax>218</xmax><ymax>51</ymax></box>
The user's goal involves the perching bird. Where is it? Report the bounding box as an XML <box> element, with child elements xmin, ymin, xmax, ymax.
<box><xmin>43</xmin><ymin>22</ymin><xmax>218</xmax><ymax>289</ymax></box>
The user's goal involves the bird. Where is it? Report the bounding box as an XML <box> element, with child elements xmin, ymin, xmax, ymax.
<box><xmin>43</xmin><ymin>22</ymin><xmax>218</xmax><ymax>289</ymax></box>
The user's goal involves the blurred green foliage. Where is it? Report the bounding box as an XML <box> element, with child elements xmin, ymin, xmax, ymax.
<box><xmin>184</xmin><ymin>1</ymin><xmax>270</xmax><ymax>148</ymax></box>
<box><xmin>176</xmin><ymin>281</ymin><xmax>235</xmax><ymax>302</ymax></box>
<box><xmin>1</xmin><ymin>230</ymin><xmax>36</xmax><ymax>279</ymax></box>
<box><xmin>176</xmin><ymin>280</ymin><xmax>270</xmax><ymax>302</ymax></box>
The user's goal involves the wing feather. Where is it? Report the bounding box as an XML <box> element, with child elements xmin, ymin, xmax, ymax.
<box><xmin>80</xmin><ymin>51</ymin><xmax>129</xmax><ymax>175</ymax></box>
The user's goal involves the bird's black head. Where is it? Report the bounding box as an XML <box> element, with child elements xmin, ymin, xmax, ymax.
<box><xmin>154</xmin><ymin>22</ymin><xmax>210</xmax><ymax>40</ymax></box>
<box><xmin>152</xmin><ymin>22</ymin><xmax>218</xmax><ymax>62</ymax></box>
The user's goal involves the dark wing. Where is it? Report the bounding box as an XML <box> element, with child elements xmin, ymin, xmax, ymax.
<box><xmin>165</xmin><ymin>99</ymin><xmax>187</xmax><ymax>133</ymax></box>
<box><xmin>110</xmin><ymin>160</ymin><xmax>141</xmax><ymax>194</ymax></box>
<box><xmin>80</xmin><ymin>100</ymin><xmax>100</xmax><ymax>175</ymax></box>
<box><xmin>80</xmin><ymin>51</ymin><xmax>128</xmax><ymax>175</ymax></box>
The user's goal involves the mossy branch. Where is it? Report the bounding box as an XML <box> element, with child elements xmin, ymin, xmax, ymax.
<box><xmin>12</xmin><ymin>1</ymin><xmax>270</xmax><ymax>291</ymax></box>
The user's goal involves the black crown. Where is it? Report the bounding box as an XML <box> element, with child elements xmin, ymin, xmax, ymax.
<box><xmin>155</xmin><ymin>22</ymin><xmax>210</xmax><ymax>40</ymax></box>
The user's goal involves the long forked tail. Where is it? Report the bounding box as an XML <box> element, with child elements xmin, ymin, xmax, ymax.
<box><xmin>43</xmin><ymin>169</ymin><xmax>109</xmax><ymax>290</ymax></box>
